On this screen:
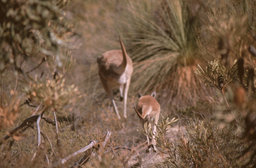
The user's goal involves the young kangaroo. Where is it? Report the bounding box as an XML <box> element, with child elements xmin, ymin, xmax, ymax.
<box><xmin>134</xmin><ymin>92</ymin><xmax>160</xmax><ymax>152</ymax></box>
<box><xmin>97</xmin><ymin>38</ymin><xmax>133</xmax><ymax>119</ymax></box>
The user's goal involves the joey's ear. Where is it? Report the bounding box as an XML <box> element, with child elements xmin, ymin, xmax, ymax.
<box><xmin>137</xmin><ymin>93</ymin><xmax>142</xmax><ymax>98</ymax></box>
<box><xmin>151</xmin><ymin>91</ymin><xmax>156</xmax><ymax>98</ymax></box>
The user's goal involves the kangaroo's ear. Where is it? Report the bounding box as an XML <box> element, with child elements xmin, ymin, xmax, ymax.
<box><xmin>151</xmin><ymin>91</ymin><xmax>156</xmax><ymax>98</ymax></box>
<box><xmin>137</xmin><ymin>93</ymin><xmax>142</xmax><ymax>98</ymax></box>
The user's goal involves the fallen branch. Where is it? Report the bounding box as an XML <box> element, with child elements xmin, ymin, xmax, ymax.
<box><xmin>0</xmin><ymin>108</ymin><xmax>47</xmax><ymax>146</ymax></box>
<box><xmin>71</xmin><ymin>131</ymin><xmax>112</xmax><ymax>168</ymax></box>
<box><xmin>123</xmin><ymin>141</ymin><xmax>148</xmax><ymax>167</ymax></box>
<box><xmin>60</xmin><ymin>140</ymin><xmax>98</xmax><ymax>165</ymax></box>
<box><xmin>71</xmin><ymin>150</ymin><xmax>94</xmax><ymax>168</ymax></box>
<box><xmin>0</xmin><ymin>115</ymin><xmax>39</xmax><ymax>145</ymax></box>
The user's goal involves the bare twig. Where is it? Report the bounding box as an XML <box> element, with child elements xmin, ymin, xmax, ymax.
<box><xmin>113</xmin><ymin>146</ymin><xmax>132</xmax><ymax>151</ymax></box>
<box><xmin>42</xmin><ymin>117</ymin><xmax>55</xmax><ymax>125</ymax></box>
<box><xmin>53</xmin><ymin>111</ymin><xmax>59</xmax><ymax>134</ymax></box>
<box><xmin>71</xmin><ymin>150</ymin><xmax>94</xmax><ymax>168</ymax></box>
<box><xmin>41</xmin><ymin>132</ymin><xmax>55</xmax><ymax>155</ymax></box>
<box><xmin>20</xmin><ymin>98</ymin><xmax>37</xmax><ymax>108</ymax></box>
<box><xmin>32</xmin><ymin>103</ymin><xmax>42</xmax><ymax>115</ymax></box>
<box><xmin>26</xmin><ymin>57</ymin><xmax>46</xmax><ymax>74</ymax></box>
<box><xmin>123</xmin><ymin>142</ymin><xmax>148</xmax><ymax>167</ymax></box>
<box><xmin>45</xmin><ymin>154</ymin><xmax>50</xmax><ymax>165</ymax></box>
<box><xmin>14</xmin><ymin>73</ymin><xmax>18</xmax><ymax>92</ymax></box>
<box><xmin>31</xmin><ymin>150</ymin><xmax>37</xmax><ymax>161</ymax></box>
<box><xmin>102</xmin><ymin>131</ymin><xmax>111</xmax><ymax>148</ymax></box>
<box><xmin>53</xmin><ymin>111</ymin><xmax>61</xmax><ymax>148</ymax></box>
<box><xmin>98</xmin><ymin>131</ymin><xmax>112</xmax><ymax>161</ymax></box>
<box><xmin>37</xmin><ymin>115</ymin><xmax>41</xmax><ymax>146</ymax></box>
<box><xmin>0</xmin><ymin>116</ymin><xmax>38</xmax><ymax>145</ymax></box>
<box><xmin>0</xmin><ymin>108</ymin><xmax>47</xmax><ymax>146</ymax></box>
<box><xmin>221</xmin><ymin>88</ymin><xmax>230</xmax><ymax>107</ymax></box>
<box><xmin>31</xmin><ymin>131</ymin><xmax>54</xmax><ymax>163</ymax></box>
<box><xmin>60</xmin><ymin>140</ymin><xmax>98</xmax><ymax>165</ymax></box>
<box><xmin>71</xmin><ymin>131</ymin><xmax>112</xmax><ymax>168</ymax></box>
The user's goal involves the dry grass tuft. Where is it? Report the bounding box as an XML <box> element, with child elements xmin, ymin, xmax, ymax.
<box><xmin>118</xmin><ymin>0</ymin><xmax>213</xmax><ymax>109</ymax></box>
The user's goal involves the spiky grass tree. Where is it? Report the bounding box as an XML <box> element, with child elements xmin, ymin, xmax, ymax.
<box><xmin>119</xmin><ymin>0</ymin><xmax>211</xmax><ymax>109</ymax></box>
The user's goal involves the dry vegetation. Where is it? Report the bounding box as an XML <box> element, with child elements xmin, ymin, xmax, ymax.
<box><xmin>1</xmin><ymin>0</ymin><xmax>256</xmax><ymax>167</ymax></box>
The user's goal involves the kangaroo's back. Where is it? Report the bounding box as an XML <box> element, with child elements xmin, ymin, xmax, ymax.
<box><xmin>136</xmin><ymin>95</ymin><xmax>160</xmax><ymax>119</ymax></box>
<box><xmin>97</xmin><ymin>38</ymin><xmax>133</xmax><ymax>119</ymax></box>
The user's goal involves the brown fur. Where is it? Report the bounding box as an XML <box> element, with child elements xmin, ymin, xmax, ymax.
<box><xmin>97</xmin><ymin>39</ymin><xmax>133</xmax><ymax>119</ymax></box>
<box><xmin>134</xmin><ymin>93</ymin><xmax>160</xmax><ymax>151</ymax></box>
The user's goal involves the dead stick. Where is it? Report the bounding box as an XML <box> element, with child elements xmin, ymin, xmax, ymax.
<box><xmin>45</xmin><ymin>154</ymin><xmax>50</xmax><ymax>165</ymax></box>
<box><xmin>0</xmin><ymin>115</ymin><xmax>39</xmax><ymax>145</ymax></box>
<box><xmin>53</xmin><ymin>111</ymin><xmax>59</xmax><ymax>134</ymax></box>
<box><xmin>71</xmin><ymin>150</ymin><xmax>94</xmax><ymax>168</ymax></box>
<box><xmin>72</xmin><ymin>131</ymin><xmax>112</xmax><ymax>167</ymax></box>
<box><xmin>221</xmin><ymin>88</ymin><xmax>229</xmax><ymax>107</ymax></box>
<box><xmin>98</xmin><ymin>131</ymin><xmax>112</xmax><ymax>161</ymax></box>
<box><xmin>42</xmin><ymin>117</ymin><xmax>55</xmax><ymax>125</ymax></box>
<box><xmin>31</xmin><ymin>150</ymin><xmax>37</xmax><ymax>161</ymax></box>
<box><xmin>41</xmin><ymin>132</ymin><xmax>55</xmax><ymax>155</ymax></box>
<box><xmin>37</xmin><ymin>115</ymin><xmax>41</xmax><ymax>146</ymax></box>
<box><xmin>123</xmin><ymin>142</ymin><xmax>148</xmax><ymax>166</ymax></box>
<box><xmin>32</xmin><ymin>103</ymin><xmax>42</xmax><ymax>115</ymax></box>
<box><xmin>31</xmin><ymin>131</ymin><xmax>54</xmax><ymax>162</ymax></box>
<box><xmin>61</xmin><ymin>140</ymin><xmax>97</xmax><ymax>164</ymax></box>
<box><xmin>102</xmin><ymin>131</ymin><xmax>111</xmax><ymax>148</ymax></box>
<box><xmin>113</xmin><ymin>146</ymin><xmax>131</xmax><ymax>151</ymax></box>
<box><xmin>26</xmin><ymin>57</ymin><xmax>46</xmax><ymax>74</ymax></box>
<box><xmin>0</xmin><ymin>108</ymin><xmax>47</xmax><ymax>146</ymax></box>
